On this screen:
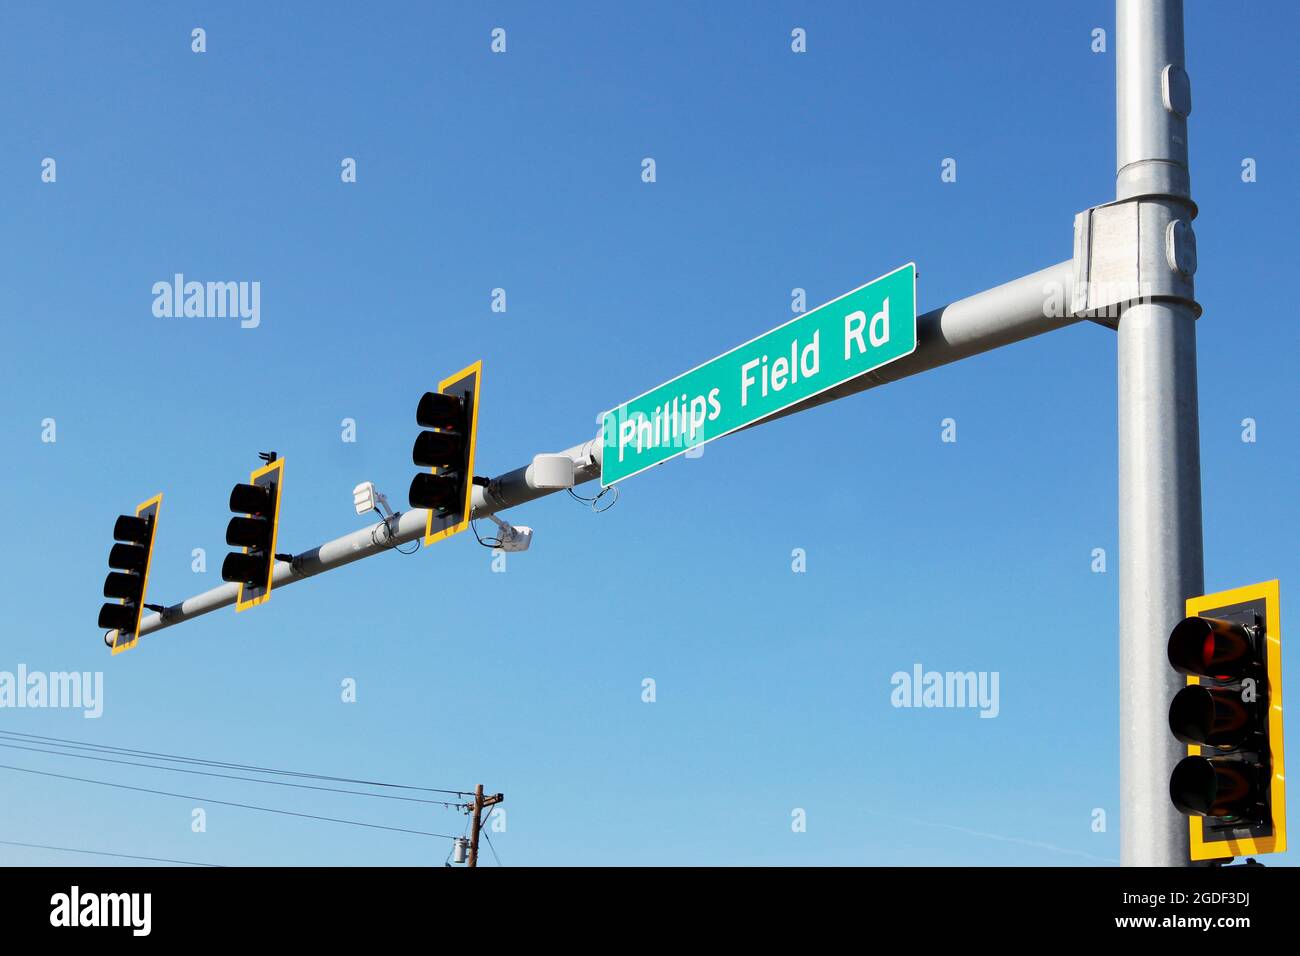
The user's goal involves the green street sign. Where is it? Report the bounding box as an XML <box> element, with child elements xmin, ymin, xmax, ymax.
<box><xmin>600</xmin><ymin>262</ymin><xmax>917</xmax><ymax>485</ymax></box>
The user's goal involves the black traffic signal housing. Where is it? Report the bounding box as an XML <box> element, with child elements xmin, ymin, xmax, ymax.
<box><xmin>98</xmin><ymin>494</ymin><xmax>163</xmax><ymax>654</ymax></box>
<box><xmin>1167</xmin><ymin>580</ymin><xmax>1286</xmax><ymax>861</ymax></box>
<box><xmin>409</xmin><ymin>361</ymin><xmax>481</xmax><ymax>545</ymax></box>
<box><xmin>221</xmin><ymin>455</ymin><xmax>286</xmax><ymax>611</ymax></box>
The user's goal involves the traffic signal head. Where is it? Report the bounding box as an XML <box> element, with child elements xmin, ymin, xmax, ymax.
<box><xmin>1167</xmin><ymin>616</ymin><xmax>1255</xmax><ymax>680</ymax></box>
<box><xmin>1167</xmin><ymin>582</ymin><xmax>1285</xmax><ymax>860</ymax></box>
<box><xmin>1168</xmin><ymin>685</ymin><xmax>1250</xmax><ymax>749</ymax></box>
<box><xmin>98</xmin><ymin>494</ymin><xmax>162</xmax><ymax>654</ymax></box>
<box><xmin>416</xmin><ymin>391</ymin><xmax>465</xmax><ymax>432</ymax></box>
<box><xmin>409</xmin><ymin>471</ymin><xmax>462</xmax><ymax>512</ymax></box>
<box><xmin>221</xmin><ymin>458</ymin><xmax>286</xmax><ymax>611</ymax></box>
<box><xmin>409</xmin><ymin>361</ymin><xmax>481</xmax><ymax>545</ymax></box>
<box><xmin>112</xmin><ymin>514</ymin><xmax>150</xmax><ymax>544</ymax></box>
<box><xmin>1170</xmin><ymin>754</ymin><xmax>1260</xmax><ymax>819</ymax></box>
<box><xmin>107</xmin><ymin>541</ymin><xmax>149</xmax><ymax>574</ymax></box>
<box><xmin>412</xmin><ymin>429</ymin><xmax>464</xmax><ymax>469</ymax></box>
<box><xmin>228</xmin><ymin>482</ymin><xmax>271</xmax><ymax>516</ymax></box>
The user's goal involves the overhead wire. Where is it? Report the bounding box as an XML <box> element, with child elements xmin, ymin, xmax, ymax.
<box><xmin>479</xmin><ymin>806</ymin><xmax>504</xmax><ymax>866</ymax></box>
<box><xmin>0</xmin><ymin>838</ymin><xmax>221</xmax><ymax>868</ymax></box>
<box><xmin>0</xmin><ymin>730</ymin><xmax>471</xmax><ymax>796</ymax></box>
<box><xmin>0</xmin><ymin>763</ymin><xmax>460</xmax><ymax>840</ymax></box>
<box><xmin>481</xmin><ymin>828</ymin><xmax>503</xmax><ymax>866</ymax></box>
<box><xmin>0</xmin><ymin>738</ymin><xmax>468</xmax><ymax>809</ymax></box>
<box><xmin>483</xmin><ymin>830</ymin><xmax>502</xmax><ymax>866</ymax></box>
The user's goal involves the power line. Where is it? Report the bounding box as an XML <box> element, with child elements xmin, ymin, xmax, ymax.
<box><xmin>0</xmin><ymin>730</ymin><xmax>469</xmax><ymax>794</ymax></box>
<box><xmin>483</xmin><ymin>830</ymin><xmax>502</xmax><ymax>866</ymax></box>
<box><xmin>0</xmin><ymin>730</ymin><xmax>471</xmax><ymax>796</ymax></box>
<box><xmin>0</xmin><ymin>738</ymin><xmax>468</xmax><ymax>809</ymax></box>
<box><xmin>480</xmin><ymin>800</ymin><xmax>503</xmax><ymax>865</ymax></box>
<box><xmin>0</xmin><ymin>838</ymin><xmax>221</xmax><ymax>868</ymax></box>
<box><xmin>0</xmin><ymin>763</ymin><xmax>459</xmax><ymax>840</ymax></box>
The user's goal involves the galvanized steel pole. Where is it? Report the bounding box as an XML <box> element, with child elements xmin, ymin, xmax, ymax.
<box><xmin>1115</xmin><ymin>0</ymin><xmax>1203</xmax><ymax>866</ymax></box>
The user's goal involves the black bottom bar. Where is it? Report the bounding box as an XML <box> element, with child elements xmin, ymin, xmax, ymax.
<box><xmin>0</xmin><ymin>864</ymin><xmax>1294</xmax><ymax>941</ymax></box>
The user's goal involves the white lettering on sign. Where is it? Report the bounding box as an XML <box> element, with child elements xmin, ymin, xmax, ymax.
<box><xmin>616</xmin><ymin>388</ymin><xmax>722</xmax><ymax>463</ymax></box>
<box><xmin>601</xmin><ymin>263</ymin><xmax>917</xmax><ymax>486</ymax></box>
<box><xmin>871</xmin><ymin>297</ymin><xmax>891</xmax><ymax>347</ymax></box>
<box><xmin>740</xmin><ymin>332</ymin><xmax>821</xmax><ymax>408</ymax></box>
<box><xmin>845</xmin><ymin>297</ymin><xmax>892</xmax><ymax>360</ymax></box>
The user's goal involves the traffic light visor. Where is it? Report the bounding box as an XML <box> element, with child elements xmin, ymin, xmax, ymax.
<box><xmin>1168</xmin><ymin>616</ymin><xmax>1254</xmax><ymax>680</ymax></box>
<box><xmin>108</xmin><ymin>542</ymin><xmax>148</xmax><ymax>573</ymax></box>
<box><xmin>1170</xmin><ymin>755</ymin><xmax>1257</xmax><ymax>819</ymax></box>
<box><xmin>412</xmin><ymin>430</ymin><xmax>464</xmax><ymax>469</ymax></box>
<box><xmin>98</xmin><ymin>603</ymin><xmax>137</xmax><ymax>632</ymax></box>
<box><xmin>113</xmin><ymin>514</ymin><xmax>150</xmax><ymax>543</ymax></box>
<box><xmin>229</xmin><ymin>482</ymin><xmax>272</xmax><ymax>515</ymax></box>
<box><xmin>226</xmin><ymin>515</ymin><xmax>267</xmax><ymax>548</ymax></box>
<box><xmin>103</xmin><ymin>571</ymin><xmax>142</xmax><ymax>602</ymax></box>
<box><xmin>409</xmin><ymin>472</ymin><xmax>460</xmax><ymax>512</ymax></box>
<box><xmin>1169</xmin><ymin>685</ymin><xmax>1250</xmax><ymax>748</ymax></box>
<box><xmin>416</xmin><ymin>391</ymin><xmax>464</xmax><ymax>430</ymax></box>
<box><xmin>221</xmin><ymin>551</ymin><xmax>266</xmax><ymax>586</ymax></box>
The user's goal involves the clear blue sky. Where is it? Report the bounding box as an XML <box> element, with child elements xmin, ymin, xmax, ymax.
<box><xmin>1</xmin><ymin>1</ymin><xmax>1296</xmax><ymax>866</ymax></box>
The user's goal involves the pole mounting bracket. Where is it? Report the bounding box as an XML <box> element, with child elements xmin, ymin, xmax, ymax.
<box><xmin>1071</xmin><ymin>198</ymin><xmax>1201</xmax><ymax>330</ymax></box>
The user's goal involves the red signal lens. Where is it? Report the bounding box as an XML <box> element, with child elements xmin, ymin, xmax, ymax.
<box><xmin>1167</xmin><ymin>617</ymin><xmax>1253</xmax><ymax>680</ymax></box>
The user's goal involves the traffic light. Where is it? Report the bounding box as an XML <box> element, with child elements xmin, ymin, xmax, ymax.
<box><xmin>97</xmin><ymin>494</ymin><xmax>162</xmax><ymax>655</ymax></box>
<box><xmin>221</xmin><ymin>455</ymin><xmax>286</xmax><ymax>611</ymax></box>
<box><xmin>409</xmin><ymin>361</ymin><xmax>482</xmax><ymax>545</ymax></box>
<box><xmin>1167</xmin><ymin>580</ymin><xmax>1286</xmax><ymax>861</ymax></box>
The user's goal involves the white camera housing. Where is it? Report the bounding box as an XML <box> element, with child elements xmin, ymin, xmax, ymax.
<box><xmin>496</xmin><ymin>525</ymin><xmax>533</xmax><ymax>552</ymax></box>
<box><xmin>353</xmin><ymin>481</ymin><xmax>377</xmax><ymax>516</ymax></box>
<box><xmin>486</xmin><ymin>514</ymin><xmax>533</xmax><ymax>552</ymax></box>
<box><xmin>354</xmin><ymin>481</ymin><xmax>396</xmax><ymax>520</ymax></box>
<box><xmin>531</xmin><ymin>454</ymin><xmax>575</xmax><ymax>490</ymax></box>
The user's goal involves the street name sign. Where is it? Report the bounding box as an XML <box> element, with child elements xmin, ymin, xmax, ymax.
<box><xmin>600</xmin><ymin>262</ymin><xmax>917</xmax><ymax>485</ymax></box>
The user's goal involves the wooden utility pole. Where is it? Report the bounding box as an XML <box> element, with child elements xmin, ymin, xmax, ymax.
<box><xmin>467</xmin><ymin>784</ymin><xmax>504</xmax><ymax>868</ymax></box>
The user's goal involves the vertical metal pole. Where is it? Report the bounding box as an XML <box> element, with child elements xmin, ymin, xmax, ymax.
<box><xmin>468</xmin><ymin>783</ymin><xmax>484</xmax><ymax>868</ymax></box>
<box><xmin>1116</xmin><ymin>0</ymin><xmax>1203</xmax><ymax>866</ymax></box>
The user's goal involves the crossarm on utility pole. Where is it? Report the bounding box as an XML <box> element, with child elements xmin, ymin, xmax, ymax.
<box><xmin>124</xmin><ymin>258</ymin><xmax>1082</xmax><ymax>646</ymax></box>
